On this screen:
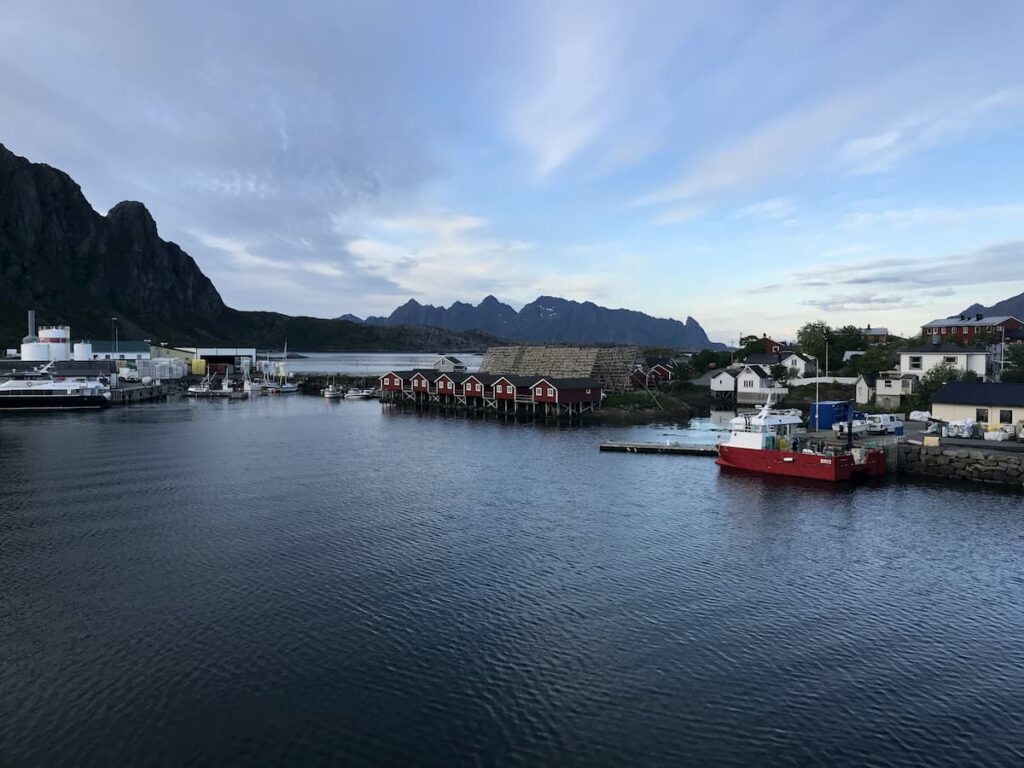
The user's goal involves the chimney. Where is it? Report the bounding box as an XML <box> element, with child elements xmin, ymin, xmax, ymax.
<box><xmin>959</xmin><ymin>314</ymin><xmax>965</xmax><ymax>321</ymax></box>
<box><xmin>976</xmin><ymin>313</ymin><xmax>983</xmax><ymax>321</ymax></box>
<box><xmin>23</xmin><ymin>309</ymin><xmax>38</xmax><ymax>343</ymax></box>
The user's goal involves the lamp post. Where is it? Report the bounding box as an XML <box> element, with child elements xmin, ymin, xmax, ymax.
<box><xmin>111</xmin><ymin>317</ymin><xmax>118</xmax><ymax>356</ymax></box>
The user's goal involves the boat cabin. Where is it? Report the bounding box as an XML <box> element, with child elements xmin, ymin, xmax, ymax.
<box><xmin>726</xmin><ymin>407</ymin><xmax>806</xmax><ymax>450</ymax></box>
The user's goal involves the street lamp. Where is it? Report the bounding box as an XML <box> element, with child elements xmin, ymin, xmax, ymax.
<box><xmin>111</xmin><ymin>317</ymin><xmax>118</xmax><ymax>356</ymax></box>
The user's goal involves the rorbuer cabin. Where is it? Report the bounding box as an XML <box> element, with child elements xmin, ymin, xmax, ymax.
<box><xmin>380</xmin><ymin>371</ymin><xmax>407</xmax><ymax>393</ymax></box>
<box><xmin>461</xmin><ymin>374</ymin><xmax>493</xmax><ymax>400</ymax></box>
<box><xmin>436</xmin><ymin>373</ymin><xmax>459</xmax><ymax>398</ymax></box>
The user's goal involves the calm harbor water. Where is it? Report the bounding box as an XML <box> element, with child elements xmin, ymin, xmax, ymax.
<box><xmin>2</xmin><ymin>397</ymin><xmax>1023</xmax><ymax>766</ymax></box>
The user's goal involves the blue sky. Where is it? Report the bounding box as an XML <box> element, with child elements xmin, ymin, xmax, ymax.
<box><xmin>3</xmin><ymin>0</ymin><xmax>1024</xmax><ymax>343</ymax></box>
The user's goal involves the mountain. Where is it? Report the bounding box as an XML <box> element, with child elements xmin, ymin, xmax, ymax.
<box><xmin>365</xmin><ymin>295</ymin><xmax>724</xmax><ymax>349</ymax></box>
<box><xmin>0</xmin><ymin>143</ymin><xmax>500</xmax><ymax>351</ymax></box>
<box><xmin>962</xmin><ymin>291</ymin><xmax>1024</xmax><ymax>319</ymax></box>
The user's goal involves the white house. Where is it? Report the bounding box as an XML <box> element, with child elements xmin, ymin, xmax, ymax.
<box><xmin>708</xmin><ymin>370</ymin><xmax>741</xmax><ymax>405</ymax></box>
<box><xmin>875</xmin><ymin>374</ymin><xmax>916</xmax><ymax>409</ymax></box>
<box><xmin>855</xmin><ymin>374</ymin><xmax>876</xmax><ymax>404</ymax></box>
<box><xmin>736</xmin><ymin>364</ymin><xmax>788</xmax><ymax>404</ymax></box>
<box><xmin>710</xmin><ymin>368</ymin><xmax>739</xmax><ymax>395</ymax></box>
<box><xmin>899</xmin><ymin>345</ymin><xmax>989</xmax><ymax>380</ymax></box>
<box><xmin>433</xmin><ymin>355</ymin><xmax>467</xmax><ymax>373</ymax></box>
<box><xmin>780</xmin><ymin>351</ymin><xmax>816</xmax><ymax>378</ymax></box>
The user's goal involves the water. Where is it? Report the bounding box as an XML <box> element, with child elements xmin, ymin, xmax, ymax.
<box><xmin>284</xmin><ymin>352</ymin><xmax>483</xmax><ymax>375</ymax></box>
<box><xmin>2</xmin><ymin>398</ymin><xmax>1023</xmax><ymax>766</ymax></box>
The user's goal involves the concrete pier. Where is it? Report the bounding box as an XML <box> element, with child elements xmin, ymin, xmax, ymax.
<box><xmin>109</xmin><ymin>383</ymin><xmax>166</xmax><ymax>405</ymax></box>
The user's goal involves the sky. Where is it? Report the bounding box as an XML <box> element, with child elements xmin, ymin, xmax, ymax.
<box><xmin>3</xmin><ymin>0</ymin><xmax>1024</xmax><ymax>344</ymax></box>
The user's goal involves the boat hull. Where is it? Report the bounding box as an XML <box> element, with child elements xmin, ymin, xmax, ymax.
<box><xmin>716</xmin><ymin>444</ymin><xmax>886</xmax><ymax>482</ymax></box>
<box><xmin>0</xmin><ymin>395</ymin><xmax>110</xmax><ymax>410</ymax></box>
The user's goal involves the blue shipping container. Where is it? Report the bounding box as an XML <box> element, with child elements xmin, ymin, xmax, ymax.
<box><xmin>808</xmin><ymin>400</ymin><xmax>855</xmax><ymax>431</ymax></box>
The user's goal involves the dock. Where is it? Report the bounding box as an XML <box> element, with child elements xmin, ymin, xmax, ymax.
<box><xmin>109</xmin><ymin>383</ymin><xmax>167</xmax><ymax>405</ymax></box>
<box><xmin>599</xmin><ymin>441</ymin><xmax>718</xmax><ymax>457</ymax></box>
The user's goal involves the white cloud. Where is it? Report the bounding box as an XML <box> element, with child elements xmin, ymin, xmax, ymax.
<box><xmin>842</xmin><ymin>202</ymin><xmax>1024</xmax><ymax>230</ymax></box>
<box><xmin>192</xmin><ymin>171</ymin><xmax>274</xmax><ymax>198</ymax></box>
<box><xmin>735</xmin><ymin>197</ymin><xmax>797</xmax><ymax>221</ymax></box>
<box><xmin>784</xmin><ymin>239</ymin><xmax>1024</xmax><ymax>290</ymax></box>
<box><xmin>840</xmin><ymin>87</ymin><xmax>1024</xmax><ymax>174</ymax></box>
<box><xmin>636</xmin><ymin>94</ymin><xmax>867</xmax><ymax>207</ymax></box>
<box><xmin>649</xmin><ymin>205</ymin><xmax>705</xmax><ymax>226</ymax></box>
<box><xmin>342</xmin><ymin>210</ymin><xmax>616</xmax><ymax>308</ymax></box>
<box><xmin>505</xmin><ymin>1</ymin><xmax>687</xmax><ymax>176</ymax></box>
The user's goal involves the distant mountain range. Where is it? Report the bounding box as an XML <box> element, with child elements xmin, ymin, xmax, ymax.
<box><xmin>0</xmin><ymin>143</ymin><xmax>500</xmax><ymax>351</ymax></box>
<box><xmin>962</xmin><ymin>290</ymin><xmax>1024</xmax><ymax>319</ymax></box>
<box><xmin>351</xmin><ymin>296</ymin><xmax>724</xmax><ymax>349</ymax></box>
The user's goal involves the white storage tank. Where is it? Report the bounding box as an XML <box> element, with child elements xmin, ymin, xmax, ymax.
<box><xmin>38</xmin><ymin>326</ymin><xmax>71</xmax><ymax>361</ymax></box>
<box><xmin>20</xmin><ymin>342</ymin><xmax>51</xmax><ymax>362</ymax></box>
<box><xmin>73</xmin><ymin>342</ymin><xmax>93</xmax><ymax>361</ymax></box>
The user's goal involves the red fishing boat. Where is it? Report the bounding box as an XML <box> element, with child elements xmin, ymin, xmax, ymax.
<box><xmin>716</xmin><ymin>402</ymin><xmax>887</xmax><ymax>482</ymax></box>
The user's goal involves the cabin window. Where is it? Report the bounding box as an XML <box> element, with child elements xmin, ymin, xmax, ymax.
<box><xmin>547</xmin><ymin>388</ymin><xmax>554</xmax><ymax>397</ymax></box>
<box><xmin>496</xmin><ymin>384</ymin><xmax>503</xmax><ymax>393</ymax></box>
<box><xmin>585</xmin><ymin>389</ymin><xmax>591</xmax><ymax>395</ymax></box>
<box><xmin>940</xmin><ymin>328</ymin><xmax>946</xmax><ymax>334</ymax></box>
<box><xmin>976</xmin><ymin>408</ymin><xmax>989</xmax><ymax>423</ymax></box>
<box><xmin>943</xmin><ymin>356</ymin><xmax>957</xmax><ymax>364</ymax></box>
<box><xmin>1000</xmin><ymin>409</ymin><xmax>1013</xmax><ymax>424</ymax></box>
<box><xmin>743</xmin><ymin>379</ymin><xmax>754</xmax><ymax>388</ymax></box>
<box><xmin>909</xmin><ymin>356</ymin><xmax>923</xmax><ymax>370</ymax></box>
<box><xmin>383</xmin><ymin>377</ymin><xmax>390</xmax><ymax>385</ymax></box>
<box><xmin>535</xmin><ymin>387</ymin><xmax>543</xmax><ymax>396</ymax></box>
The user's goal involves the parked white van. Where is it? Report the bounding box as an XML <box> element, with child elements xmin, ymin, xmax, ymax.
<box><xmin>866</xmin><ymin>414</ymin><xmax>903</xmax><ymax>434</ymax></box>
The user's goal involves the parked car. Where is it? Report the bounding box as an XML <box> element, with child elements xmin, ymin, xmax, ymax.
<box><xmin>866</xmin><ymin>414</ymin><xmax>903</xmax><ymax>435</ymax></box>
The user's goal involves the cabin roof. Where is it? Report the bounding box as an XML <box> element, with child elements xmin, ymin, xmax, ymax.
<box><xmin>932</xmin><ymin>382</ymin><xmax>1024</xmax><ymax>407</ymax></box>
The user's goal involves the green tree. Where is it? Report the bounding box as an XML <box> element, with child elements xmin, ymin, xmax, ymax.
<box><xmin>915</xmin><ymin>363</ymin><xmax>980</xmax><ymax>408</ymax></box>
<box><xmin>688</xmin><ymin>349</ymin><xmax>732</xmax><ymax>375</ymax></box>
<box><xmin>769</xmin><ymin>364</ymin><xmax>791</xmax><ymax>385</ymax></box>
<box><xmin>796</xmin><ymin>321</ymin><xmax>832</xmax><ymax>367</ymax></box>
<box><xmin>852</xmin><ymin>345</ymin><xmax>896</xmax><ymax>376</ymax></box>
<box><xmin>832</xmin><ymin>325</ymin><xmax>866</xmax><ymax>357</ymax></box>
<box><xmin>1001</xmin><ymin>344</ymin><xmax>1024</xmax><ymax>383</ymax></box>
<box><xmin>739</xmin><ymin>334</ymin><xmax>760</xmax><ymax>348</ymax></box>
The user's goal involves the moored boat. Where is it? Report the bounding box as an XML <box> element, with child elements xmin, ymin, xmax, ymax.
<box><xmin>345</xmin><ymin>387</ymin><xmax>376</xmax><ymax>399</ymax></box>
<box><xmin>0</xmin><ymin>364</ymin><xmax>111</xmax><ymax>410</ymax></box>
<box><xmin>322</xmin><ymin>381</ymin><xmax>344</xmax><ymax>399</ymax></box>
<box><xmin>716</xmin><ymin>401</ymin><xmax>887</xmax><ymax>482</ymax></box>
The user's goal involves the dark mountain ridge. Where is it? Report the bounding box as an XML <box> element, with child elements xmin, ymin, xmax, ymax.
<box><xmin>363</xmin><ymin>295</ymin><xmax>724</xmax><ymax>349</ymax></box>
<box><xmin>0</xmin><ymin>143</ymin><xmax>500</xmax><ymax>351</ymax></box>
<box><xmin>961</xmin><ymin>291</ymin><xmax>1024</xmax><ymax>320</ymax></box>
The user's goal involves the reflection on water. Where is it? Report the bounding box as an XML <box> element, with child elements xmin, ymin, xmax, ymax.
<box><xmin>2</xmin><ymin>397</ymin><xmax>1023</xmax><ymax>765</ymax></box>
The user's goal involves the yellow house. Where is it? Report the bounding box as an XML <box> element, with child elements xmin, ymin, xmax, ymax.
<box><xmin>932</xmin><ymin>382</ymin><xmax>1024</xmax><ymax>428</ymax></box>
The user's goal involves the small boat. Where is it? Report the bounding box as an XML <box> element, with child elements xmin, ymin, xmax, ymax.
<box><xmin>716</xmin><ymin>400</ymin><xmax>887</xmax><ymax>482</ymax></box>
<box><xmin>266</xmin><ymin>341</ymin><xmax>300</xmax><ymax>394</ymax></box>
<box><xmin>186</xmin><ymin>375</ymin><xmax>215</xmax><ymax>397</ymax></box>
<box><xmin>0</xmin><ymin>363</ymin><xmax>111</xmax><ymax>410</ymax></box>
<box><xmin>322</xmin><ymin>380</ymin><xmax>344</xmax><ymax>400</ymax></box>
<box><xmin>345</xmin><ymin>387</ymin><xmax>376</xmax><ymax>400</ymax></box>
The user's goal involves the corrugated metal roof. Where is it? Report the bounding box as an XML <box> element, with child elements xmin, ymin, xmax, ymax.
<box><xmin>900</xmin><ymin>345</ymin><xmax>990</xmax><ymax>354</ymax></box>
<box><xmin>922</xmin><ymin>316</ymin><xmax>1019</xmax><ymax>328</ymax></box>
